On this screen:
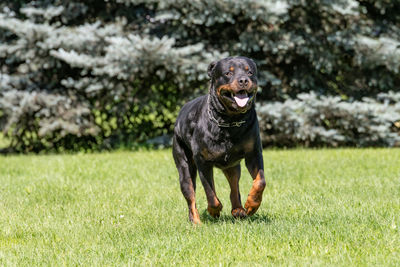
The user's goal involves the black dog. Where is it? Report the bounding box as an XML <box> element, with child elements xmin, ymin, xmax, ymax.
<box><xmin>172</xmin><ymin>56</ymin><xmax>266</xmax><ymax>224</ymax></box>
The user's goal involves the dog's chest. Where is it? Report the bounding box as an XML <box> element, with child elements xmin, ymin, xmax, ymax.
<box><xmin>197</xmin><ymin>129</ymin><xmax>254</xmax><ymax>168</ymax></box>
<box><xmin>200</xmin><ymin>143</ymin><xmax>234</xmax><ymax>162</ymax></box>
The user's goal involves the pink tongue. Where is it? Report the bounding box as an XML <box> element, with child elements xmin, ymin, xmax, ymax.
<box><xmin>234</xmin><ymin>94</ymin><xmax>249</xmax><ymax>107</ymax></box>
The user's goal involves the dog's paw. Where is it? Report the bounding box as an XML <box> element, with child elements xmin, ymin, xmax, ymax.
<box><xmin>207</xmin><ymin>202</ymin><xmax>223</xmax><ymax>218</ymax></box>
<box><xmin>244</xmin><ymin>194</ymin><xmax>262</xmax><ymax>216</ymax></box>
<box><xmin>189</xmin><ymin>208</ymin><xmax>201</xmax><ymax>224</ymax></box>
<box><xmin>231</xmin><ymin>207</ymin><xmax>247</xmax><ymax>218</ymax></box>
<box><xmin>245</xmin><ymin>174</ymin><xmax>265</xmax><ymax>216</ymax></box>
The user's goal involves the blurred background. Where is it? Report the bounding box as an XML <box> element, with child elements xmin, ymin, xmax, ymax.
<box><xmin>0</xmin><ymin>0</ymin><xmax>399</xmax><ymax>153</ymax></box>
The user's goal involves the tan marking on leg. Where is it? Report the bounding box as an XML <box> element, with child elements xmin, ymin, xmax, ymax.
<box><xmin>245</xmin><ymin>169</ymin><xmax>266</xmax><ymax>216</ymax></box>
<box><xmin>231</xmin><ymin>207</ymin><xmax>247</xmax><ymax>218</ymax></box>
<box><xmin>207</xmin><ymin>196</ymin><xmax>223</xmax><ymax>218</ymax></box>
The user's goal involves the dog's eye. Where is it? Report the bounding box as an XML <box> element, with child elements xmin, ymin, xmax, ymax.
<box><xmin>247</xmin><ymin>71</ymin><xmax>253</xmax><ymax>76</ymax></box>
<box><xmin>225</xmin><ymin>72</ymin><xmax>233</xmax><ymax>77</ymax></box>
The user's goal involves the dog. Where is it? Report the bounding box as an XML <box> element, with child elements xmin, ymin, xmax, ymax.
<box><xmin>172</xmin><ymin>56</ymin><xmax>266</xmax><ymax>224</ymax></box>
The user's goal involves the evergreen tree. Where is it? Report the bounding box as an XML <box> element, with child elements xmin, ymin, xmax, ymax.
<box><xmin>0</xmin><ymin>0</ymin><xmax>399</xmax><ymax>151</ymax></box>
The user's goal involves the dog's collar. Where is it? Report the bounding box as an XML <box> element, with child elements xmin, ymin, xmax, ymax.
<box><xmin>207</xmin><ymin>96</ymin><xmax>246</xmax><ymax>127</ymax></box>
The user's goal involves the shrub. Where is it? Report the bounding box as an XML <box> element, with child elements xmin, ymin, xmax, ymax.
<box><xmin>0</xmin><ymin>4</ymin><xmax>226</xmax><ymax>151</ymax></box>
<box><xmin>0</xmin><ymin>0</ymin><xmax>400</xmax><ymax>151</ymax></box>
<box><xmin>257</xmin><ymin>92</ymin><xmax>400</xmax><ymax>147</ymax></box>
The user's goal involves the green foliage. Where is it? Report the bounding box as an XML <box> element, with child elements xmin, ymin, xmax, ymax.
<box><xmin>258</xmin><ymin>92</ymin><xmax>400</xmax><ymax>147</ymax></box>
<box><xmin>0</xmin><ymin>0</ymin><xmax>400</xmax><ymax>151</ymax></box>
<box><xmin>1</xmin><ymin>149</ymin><xmax>400</xmax><ymax>264</ymax></box>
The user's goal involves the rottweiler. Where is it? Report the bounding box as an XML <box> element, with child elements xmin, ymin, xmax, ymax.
<box><xmin>172</xmin><ymin>56</ymin><xmax>266</xmax><ymax>224</ymax></box>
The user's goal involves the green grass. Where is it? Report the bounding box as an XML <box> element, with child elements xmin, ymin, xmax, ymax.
<box><xmin>0</xmin><ymin>149</ymin><xmax>399</xmax><ymax>266</ymax></box>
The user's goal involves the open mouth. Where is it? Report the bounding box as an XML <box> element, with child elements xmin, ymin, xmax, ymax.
<box><xmin>221</xmin><ymin>89</ymin><xmax>254</xmax><ymax>108</ymax></box>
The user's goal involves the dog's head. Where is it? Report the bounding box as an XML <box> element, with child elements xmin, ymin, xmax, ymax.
<box><xmin>208</xmin><ymin>56</ymin><xmax>258</xmax><ymax>114</ymax></box>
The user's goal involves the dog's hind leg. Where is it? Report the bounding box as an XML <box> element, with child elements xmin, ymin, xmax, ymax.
<box><xmin>196</xmin><ymin>162</ymin><xmax>223</xmax><ymax>218</ymax></box>
<box><xmin>173</xmin><ymin>136</ymin><xmax>200</xmax><ymax>224</ymax></box>
<box><xmin>223</xmin><ymin>165</ymin><xmax>247</xmax><ymax>218</ymax></box>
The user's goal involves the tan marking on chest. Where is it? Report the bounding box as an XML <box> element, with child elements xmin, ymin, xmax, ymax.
<box><xmin>243</xmin><ymin>139</ymin><xmax>255</xmax><ymax>153</ymax></box>
<box><xmin>201</xmin><ymin>148</ymin><xmax>224</xmax><ymax>161</ymax></box>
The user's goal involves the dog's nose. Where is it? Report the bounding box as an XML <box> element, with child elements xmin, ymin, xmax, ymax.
<box><xmin>238</xmin><ymin>77</ymin><xmax>249</xmax><ymax>87</ymax></box>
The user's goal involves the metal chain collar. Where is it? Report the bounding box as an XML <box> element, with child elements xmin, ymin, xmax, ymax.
<box><xmin>207</xmin><ymin>96</ymin><xmax>246</xmax><ymax>127</ymax></box>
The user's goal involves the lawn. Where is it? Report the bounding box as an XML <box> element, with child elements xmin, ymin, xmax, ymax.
<box><xmin>0</xmin><ymin>149</ymin><xmax>399</xmax><ymax>265</ymax></box>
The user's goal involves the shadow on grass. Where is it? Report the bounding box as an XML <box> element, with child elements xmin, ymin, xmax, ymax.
<box><xmin>200</xmin><ymin>209</ymin><xmax>274</xmax><ymax>224</ymax></box>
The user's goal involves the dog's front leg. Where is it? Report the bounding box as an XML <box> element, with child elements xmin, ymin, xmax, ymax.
<box><xmin>196</xmin><ymin>162</ymin><xmax>223</xmax><ymax>218</ymax></box>
<box><xmin>244</xmin><ymin>152</ymin><xmax>266</xmax><ymax>216</ymax></box>
<box><xmin>223</xmin><ymin>165</ymin><xmax>247</xmax><ymax>218</ymax></box>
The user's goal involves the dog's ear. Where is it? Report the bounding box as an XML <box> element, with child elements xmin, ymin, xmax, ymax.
<box><xmin>248</xmin><ymin>58</ymin><xmax>257</xmax><ymax>73</ymax></box>
<box><xmin>207</xmin><ymin>61</ymin><xmax>217</xmax><ymax>78</ymax></box>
